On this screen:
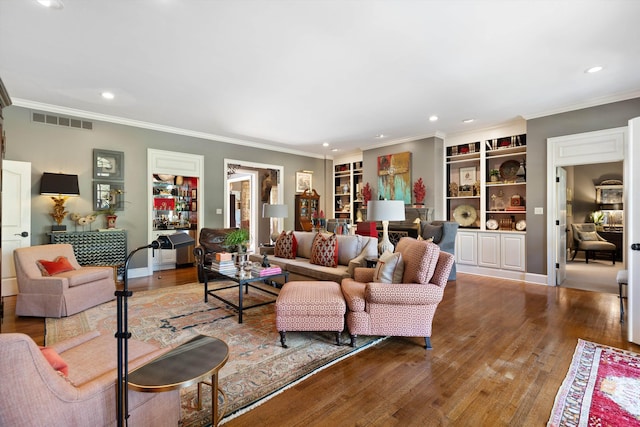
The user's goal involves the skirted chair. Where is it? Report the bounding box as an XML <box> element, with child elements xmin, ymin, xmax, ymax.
<box><xmin>570</xmin><ymin>223</ymin><xmax>617</xmax><ymax>264</ymax></box>
<box><xmin>13</xmin><ymin>244</ymin><xmax>115</xmax><ymax>318</ymax></box>
<box><xmin>0</xmin><ymin>331</ymin><xmax>180</xmax><ymax>426</ymax></box>
<box><xmin>341</xmin><ymin>237</ymin><xmax>455</xmax><ymax>349</ymax></box>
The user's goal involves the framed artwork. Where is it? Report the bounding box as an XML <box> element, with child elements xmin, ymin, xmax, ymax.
<box><xmin>191</xmin><ymin>188</ymin><xmax>197</xmax><ymax>199</ymax></box>
<box><xmin>460</xmin><ymin>167</ymin><xmax>476</xmax><ymax>187</ymax></box>
<box><xmin>93</xmin><ymin>149</ymin><xmax>124</xmax><ymax>180</ymax></box>
<box><xmin>377</xmin><ymin>151</ymin><xmax>412</xmax><ymax>203</ymax></box>
<box><xmin>296</xmin><ymin>171</ymin><xmax>312</xmax><ymax>193</ymax></box>
<box><xmin>94</xmin><ymin>181</ymin><xmax>124</xmax><ymax>212</ymax></box>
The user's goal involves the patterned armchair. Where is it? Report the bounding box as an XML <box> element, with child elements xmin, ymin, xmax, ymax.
<box><xmin>341</xmin><ymin>237</ymin><xmax>454</xmax><ymax>349</ymax></box>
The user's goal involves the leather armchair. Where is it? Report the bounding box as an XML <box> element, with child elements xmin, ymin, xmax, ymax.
<box><xmin>14</xmin><ymin>244</ymin><xmax>115</xmax><ymax>318</ymax></box>
<box><xmin>341</xmin><ymin>237</ymin><xmax>454</xmax><ymax>349</ymax></box>
<box><xmin>193</xmin><ymin>227</ymin><xmax>237</xmax><ymax>282</ymax></box>
<box><xmin>571</xmin><ymin>223</ymin><xmax>616</xmax><ymax>264</ymax></box>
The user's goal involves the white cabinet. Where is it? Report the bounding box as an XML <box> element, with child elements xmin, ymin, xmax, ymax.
<box><xmin>456</xmin><ymin>231</ymin><xmax>478</xmax><ymax>266</ymax></box>
<box><xmin>457</xmin><ymin>231</ymin><xmax>525</xmax><ymax>273</ymax></box>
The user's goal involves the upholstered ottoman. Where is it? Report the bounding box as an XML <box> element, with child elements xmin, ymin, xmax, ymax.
<box><xmin>275</xmin><ymin>281</ymin><xmax>346</xmax><ymax>348</ymax></box>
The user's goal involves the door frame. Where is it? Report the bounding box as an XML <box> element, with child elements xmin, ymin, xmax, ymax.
<box><xmin>546</xmin><ymin>126</ymin><xmax>627</xmax><ymax>287</ymax></box>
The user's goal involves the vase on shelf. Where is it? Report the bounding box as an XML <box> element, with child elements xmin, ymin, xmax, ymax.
<box><xmin>106</xmin><ymin>215</ymin><xmax>118</xmax><ymax>229</ymax></box>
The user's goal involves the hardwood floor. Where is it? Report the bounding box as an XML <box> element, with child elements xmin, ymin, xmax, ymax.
<box><xmin>3</xmin><ymin>267</ymin><xmax>637</xmax><ymax>426</ymax></box>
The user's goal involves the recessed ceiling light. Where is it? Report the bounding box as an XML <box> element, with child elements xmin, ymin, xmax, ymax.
<box><xmin>375</xmin><ymin>134</ymin><xmax>385</xmax><ymax>139</ymax></box>
<box><xmin>322</xmin><ymin>142</ymin><xmax>329</xmax><ymax>147</ymax></box>
<box><xmin>585</xmin><ymin>66</ymin><xmax>604</xmax><ymax>74</ymax></box>
<box><xmin>331</xmin><ymin>148</ymin><xmax>339</xmax><ymax>152</ymax></box>
<box><xmin>463</xmin><ymin>119</ymin><xmax>475</xmax><ymax>123</ymax></box>
<box><xmin>429</xmin><ymin>115</ymin><xmax>438</xmax><ymax>122</ymax></box>
<box><xmin>36</xmin><ymin>0</ymin><xmax>64</xmax><ymax>9</ymax></box>
<box><xmin>101</xmin><ymin>91</ymin><xmax>115</xmax><ymax>100</ymax></box>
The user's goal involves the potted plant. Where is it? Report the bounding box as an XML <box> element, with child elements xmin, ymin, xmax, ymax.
<box><xmin>489</xmin><ymin>169</ymin><xmax>500</xmax><ymax>182</ymax></box>
<box><xmin>361</xmin><ymin>182</ymin><xmax>372</xmax><ymax>207</ymax></box>
<box><xmin>224</xmin><ymin>228</ymin><xmax>251</xmax><ymax>253</ymax></box>
<box><xmin>95</xmin><ymin>189</ymin><xmax>124</xmax><ymax>229</ymax></box>
<box><xmin>413</xmin><ymin>177</ymin><xmax>426</xmax><ymax>205</ymax></box>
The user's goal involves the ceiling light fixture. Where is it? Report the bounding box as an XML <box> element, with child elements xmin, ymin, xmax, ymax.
<box><xmin>101</xmin><ymin>91</ymin><xmax>115</xmax><ymax>100</ymax></box>
<box><xmin>585</xmin><ymin>66</ymin><xmax>604</xmax><ymax>74</ymax></box>
<box><xmin>463</xmin><ymin>119</ymin><xmax>475</xmax><ymax>123</ymax></box>
<box><xmin>331</xmin><ymin>148</ymin><xmax>339</xmax><ymax>152</ymax></box>
<box><xmin>36</xmin><ymin>0</ymin><xmax>64</xmax><ymax>9</ymax></box>
<box><xmin>429</xmin><ymin>115</ymin><xmax>438</xmax><ymax>122</ymax></box>
<box><xmin>322</xmin><ymin>142</ymin><xmax>329</xmax><ymax>147</ymax></box>
<box><xmin>375</xmin><ymin>134</ymin><xmax>385</xmax><ymax>139</ymax></box>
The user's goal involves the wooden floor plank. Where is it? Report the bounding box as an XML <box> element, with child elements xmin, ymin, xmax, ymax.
<box><xmin>3</xmin><ymin>267</ymin><xmax>638</xmax><ymax>426</ymax></box>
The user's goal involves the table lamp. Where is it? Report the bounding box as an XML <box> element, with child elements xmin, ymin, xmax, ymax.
<box><xmin>40</xmin><ymin>172</ymin><xmax>80</xmax><ymax>231</ymax></box>
<box><xmin>367</xmin><ymin>199</ymin><xmax>405</xmax><ymax>254</ymax></box>
<box><xmin>262</xmin><ymin>203</ymin><xmax>288</xmax><ymax>244</ymax></box>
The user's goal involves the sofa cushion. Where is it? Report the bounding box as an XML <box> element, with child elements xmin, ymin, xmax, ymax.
<box><xmin>395</xmin><ymin>237</ymin><xmax>441</xmax><ymax>284</ymax></box>
<box><xmin>421</xmin><ymin>223</ymin><xmax>443</xmax><ymax>243</ymax></box>
<box><xmin>293</xmin><ymin>231</ymin><xmax>317</xmax><ymax>259</ymax></box>
<box><xmin>579</xmin><ymin>231</ymin><xmax>599</xmax><ymax>241</ymax></box>
<box><xmin>39</xmin><ymin>346</ymin><xmax>69</xmax><ymax>376</ymax></box>
<box><xmin>373</xmin><ymin>251</ymin><xmax>404</xmax><ymax>283</ymax></box>
<box><xmin>274</xmin><ymin>231</ymin><xmax>297</xmax><ymax>259</ymax></box>
<box><xmin>311</xmin><ymin>233</ymin><xmax>338</xmax><ymax>268</ymax></box>
<box><xmin>36</xmin><ymin>256</ymin><xmax>75</xmax><ymax>276</ymax></box>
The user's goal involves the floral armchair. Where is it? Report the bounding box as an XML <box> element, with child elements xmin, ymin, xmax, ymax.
<box><xmin>341</xmin><ymin>237</ymin><xmax>454</xmax><ymax>349</ymax></box>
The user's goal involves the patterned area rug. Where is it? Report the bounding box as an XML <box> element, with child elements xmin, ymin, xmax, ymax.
<box><xmin>548</xmin><ymin>339</ymin><xmax>640</xmax><ymax>426</ymax></box>
<box><xmin>46</xmin><ymin>282</ymin><xmax>382</xmax><ymax>426</ymax></box>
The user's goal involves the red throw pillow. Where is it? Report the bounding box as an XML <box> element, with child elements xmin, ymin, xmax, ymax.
<box><xmin>310</xmin><ymin>233</ymin><xmax>338</xmax><ymax>268</ymax></box>
<box><xmin>39</xmin><ymin>346</ymin><xmax>69</xmax><ymax>376</ymax></box>
<box><xmin>36</xmin><ymin>256</ymin><xmax>75</xmax><ymax>276</ymax></box>
<box><xmin>274</xmin><ymin>231</ymin><xmax>297</xmax><ymax>259</ymax></box>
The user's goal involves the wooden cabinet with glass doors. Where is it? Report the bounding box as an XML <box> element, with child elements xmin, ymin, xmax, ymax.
<box><xmin>294</xmin><ymin>189</ymin><xmax>320</xmax><ymax>231</ymax></box>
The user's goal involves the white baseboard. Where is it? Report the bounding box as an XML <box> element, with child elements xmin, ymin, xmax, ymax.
<box><xmin>457</xmin><ymin>264</ymin><xmax>548</xmax><ymax>285</ymax></box>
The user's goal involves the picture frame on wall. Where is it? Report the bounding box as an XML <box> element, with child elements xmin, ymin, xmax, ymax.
<box><xmin>93</xmin><ymin>149</ymin><xmax>124</xmax><ymax>180</ymax></box>
<box><xmin>460</xmin><ymin>166</ymin><xmax>476</xmax><ymax>187</ymax></box>
<box><xmin>296</xmin><ymin>171</ymin><xmax>312</xmax><ymax>193</ymax></box>
<box><xmin>94</xmin><ymin>181</ymin><xmax>124</xmax><ymax>212</ymax></box>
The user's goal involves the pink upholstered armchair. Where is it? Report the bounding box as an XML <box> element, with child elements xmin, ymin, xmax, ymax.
<box><xmin>341</xmin><ymin>237</ymin><xmax>454</xmax><ymax>349</ymax></box>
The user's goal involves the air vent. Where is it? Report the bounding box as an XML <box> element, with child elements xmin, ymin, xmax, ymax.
<box><xmin>32</xmin><ymin>111</ymin><xmax>93</xmax><ymax>130</ymax></box>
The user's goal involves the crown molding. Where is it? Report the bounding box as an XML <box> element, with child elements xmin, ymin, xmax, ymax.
<box><xmin>360</xmin><ymin>131</ymin><xmax>443</xmax><ymax>152</ymax></box>
<box><xmin>522</xmin><ymin>90</ymin><xmax>640</xmax><ymax>120</ymax></box>
<box><xmin>11</xmin><ymin>98</ymin><xmax>326</xmax><ymax>160</ymax></box>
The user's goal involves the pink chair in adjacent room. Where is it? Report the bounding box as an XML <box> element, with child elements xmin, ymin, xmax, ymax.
<box><xmin>341</xmin><ymin>237</ymin><xmax>454</xmax><ymax>349</ymax></box>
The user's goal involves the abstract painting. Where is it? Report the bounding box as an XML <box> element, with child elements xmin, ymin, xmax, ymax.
<box><xmin>377</xmin><ymin>151</ymin><xmax>411</xmax><ymax>203</ymax></box>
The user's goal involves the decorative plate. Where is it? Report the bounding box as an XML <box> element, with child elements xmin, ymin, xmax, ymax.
<box><xmin>486</xmin><ymin>219</ymin><xmax>498</xmax><ymax>230</ymax></box>
<box><xmin>499</xmin><ymin>159</ymin><xmax>520</xmax><ymax>181</ymax></box>
<box><xmin>515</xmin><ymin>219</ymin><xmax>527</xmax><ymax>231</ymax></box>
<box><xmin>453</xmin><ymin>204</ymin><xmax>478</xmax><ymax>227</ymax></box>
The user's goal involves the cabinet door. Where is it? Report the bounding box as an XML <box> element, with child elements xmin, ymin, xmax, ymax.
<box><xmin>501</xmin><ymin>233</ymin><xmax>525</xmax><ymax>271</ymax></box>
<box><xmin>456</xmin><ymin>231</ymin><xmax>477</xmax><ymax>265</ymax></box>
<box><xmin>478</xmin><ymin>233</ymin><xmax>500</xmax><ymax>268</ymax></box>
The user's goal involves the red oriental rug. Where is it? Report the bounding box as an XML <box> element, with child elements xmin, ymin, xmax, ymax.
<box><xmin>548</xmin><ymin>339</ymin><xmax>640</xmax><ymax>426</ymax></box>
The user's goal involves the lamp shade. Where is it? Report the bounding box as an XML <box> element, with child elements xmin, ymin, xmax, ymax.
<box><xmin>40</xmin><ymin>172</ymin><xmax>80</xmax><ymax>196</ymax></box>
<box><xmin>262</xmin><ymin>203</ymin><xmax>288</xmax><ymax>218</ymax></box>
<box><xmin>367</xmin><ymin>200</ymin><xmax>405</xmax><ymax>222</ymax></box>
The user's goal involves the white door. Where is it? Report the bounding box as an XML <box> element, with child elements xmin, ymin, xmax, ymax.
<box><xmin>555</xmin><ymin>167</ymin><xmax>567</xmax><ymax>285</ymax></box>
<box><xmin>2</xmin><ymin>160</ymin><xmax>31</xmax><ymax>296</ymax></box>
<box><xmin>628</xmin><ymin>117</ymin><xmax>639</xmax><ymax>344</ymax></box>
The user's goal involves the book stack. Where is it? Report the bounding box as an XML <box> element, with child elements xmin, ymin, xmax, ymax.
<box><xmin>211</xmin><ymin>259</ymin><xmax>237</xmax><ymax>274</ymax></box>
<box><xmin>505</xmin><ymin>206</ymin><xmax>526</xmax><ymax>211</ymax></box>
<box><xmin>251</xmin><ymin>265</ymin><xmax>282</xmax><ymax>277</ymax></box>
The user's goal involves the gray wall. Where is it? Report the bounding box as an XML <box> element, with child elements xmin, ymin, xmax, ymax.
<box><xmin>571</xmin><ymin>162</ymin><xmax>622</xmax><ymax>225</ymax></box>
<box><xmin>526</xmin><ymin>97</ymin><xmax>640</xmax><ymax>274</ymax></box>
<box><xmin>362</xmin><ymin>136</ymin><xmax>444</xmax><ymax>217</ymax></box>
<box><xmin>4</xmin><ymin>106</ymin><xmax>328</xmax><ymax>268</ymax></box>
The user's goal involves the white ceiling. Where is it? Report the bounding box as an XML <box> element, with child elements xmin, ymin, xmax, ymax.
<box><xmin>1</xmin><ymin>0</ymin><xmax>639</xmax><ymax>157</ymax></box>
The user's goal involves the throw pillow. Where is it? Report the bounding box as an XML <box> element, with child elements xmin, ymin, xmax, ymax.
<box><xmin>39</xmin><ymin>346</ymin><xmax>69</xmax><ymax>376</ymax></box>
<box><xmin>373</xmin><ymin>251</ymin><xmax>404</xmax><ymax>283</ymax></box>
<box><xmin>579</xmin><ymin>231</ymin><xmax>599</xmax><ymax>241</ymax></box>
<box><xmin>421</xmin><ymin>223</ymin><xmax>443</xmax><ymax>243</ymax></box>
<box><xmin>310</xmin><ymin>233</ymin><xmax>338</xmax><ymax>268</ymax></box>
<box><xmin>274</xmin><ymin>231</ymin><xmax>297</xmax><ymax>259</ymax></box>
<box><xmin>36</xmin><ymin>256</ymin><xmax>75</xmax><ymax>276</ymax></box>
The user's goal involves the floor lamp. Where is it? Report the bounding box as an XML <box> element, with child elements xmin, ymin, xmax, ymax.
<box><xmin>116</xmin><ymin>232</ymin><xmax>195</xmax><ymax>427</ymax></box>
<box><xmin>367</xmin><ymin>200</ymin><xmax>406</xmax><ymax>255</ymax></box>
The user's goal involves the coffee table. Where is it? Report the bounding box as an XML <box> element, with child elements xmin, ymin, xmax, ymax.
<box><xmin>128</xmin><ymin>334</ymin><xmax>229</xmax><ymax>426</ymax></box>
<box><xmin>203</xmin><ymin>266</ymin><xmax>289</xmax><ymax>323</ymax></box>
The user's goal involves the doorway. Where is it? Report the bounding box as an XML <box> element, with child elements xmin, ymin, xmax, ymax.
<box><xmin>224</xmin><ymin>159</ymin><xmax>284</xmax><ymax>253</ymax></box>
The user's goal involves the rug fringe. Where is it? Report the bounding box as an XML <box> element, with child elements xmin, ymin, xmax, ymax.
<box><xmin>219</xmin><ymin>336</ymin><xmax>387</xmax><ymax>425</ymax></box>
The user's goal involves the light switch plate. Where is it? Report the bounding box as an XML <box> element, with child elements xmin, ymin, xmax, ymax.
<box><xmin>534</xmin><ymin>207</ymin><xmax>543</xmax><ymax>215</ymax></box>
<box><xmin>216</xmin><ymin>208</ymin><xmax>222</xmax><ymax>214</ymax></box>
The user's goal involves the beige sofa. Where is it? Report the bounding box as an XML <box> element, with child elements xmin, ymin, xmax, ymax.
<box><xmin>14</xmin><ymin>244</ymin><xmax>116</xmax><ymax>318</ymax></box>
<box><xmin>250</xmin><ymin>231</ymin><xmax>378</xmax><ymax>282</ymax></box>
<box><xmin>0</xmin><ymin>331</ymin><xmax>180</xmax><ymax>426</ymax></box>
